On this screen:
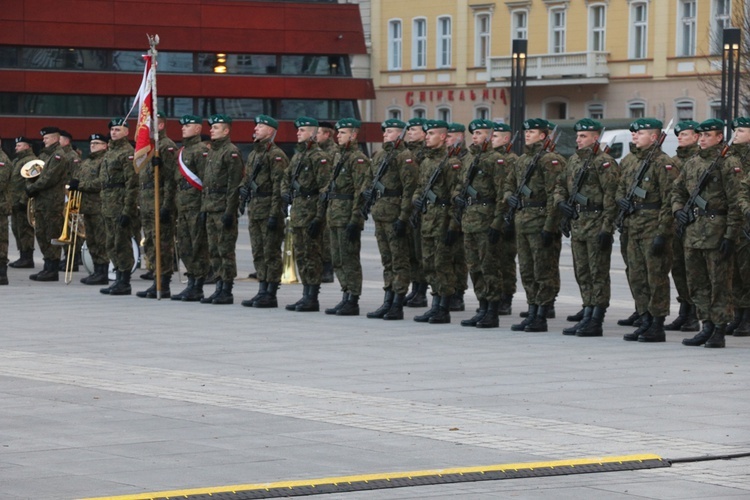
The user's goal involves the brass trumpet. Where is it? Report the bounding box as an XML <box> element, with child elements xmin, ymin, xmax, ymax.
<box><xmin>51</xmin><ymin>189</ymin><xmax>83</xmax><ymax>284</ymax></box>
<box><xmin>281</xmin><ymin>217</ymin><xmax>298</xmax><ymax>284</ymax></box>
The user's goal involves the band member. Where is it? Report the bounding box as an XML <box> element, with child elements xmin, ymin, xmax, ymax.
<box><xmin>9</xmin><ymin>137</ymin><xmax>37</xmax><ymax>269</ymax></box>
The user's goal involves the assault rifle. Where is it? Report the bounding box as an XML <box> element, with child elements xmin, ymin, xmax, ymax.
<box><xmin>614</xmin><ymin>119</ymin><xmax>673</xmax><ymax>231</ymax></box>
<box><xmin>559</xmin><ymin>128</ymin><xmax>606</xmax><ymax>237</ymax></box>
<box><xmin>503</xmin><ymin>126</ymin><xmax>560</xmax><ymax>228</ymax></box>
<box><xmin>321</xmin><ymin>145</ymin><xmax>351</xmax><ymax>218</ymax></box>
<box><xmin>285</xmin><ymin>139</ymin><xmax>314</xmax><ymax>203</ymax></box>
<box><xmin>409</xmin><ymin>150</ymin><xmax>453</xmax><ymax>228</ymax></box>
<box><xmin>454</xmin><ymin>137</ymin><xmax>491</xmax><ymax>224</ymax></box>
<box><xmin>504</xmin><ymin>130</ymin><xmax>520</xmax><ymax>154</ymax></box>
<box><xmin>360</xmin><ymin>127</ymin><xmax>408</xmax><ymax>220</ymax></box>
<box><xmin>238</xmin><ymin>139</ymin><xmax>272</xmax><ymax>216</ymax></box>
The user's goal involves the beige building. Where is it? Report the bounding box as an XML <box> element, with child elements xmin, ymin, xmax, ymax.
<box><xmin>370</xmin><ymin>0</ymin><xmax>744</xmax><ymax>127</ymax></box>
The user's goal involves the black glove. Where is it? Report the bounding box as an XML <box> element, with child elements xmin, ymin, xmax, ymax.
<box><xmin>159</xmin><ymin>208</ymin><xmax>171</xmax><ymax>224</ymax></box>
<box><xmin>502</xmin><ymin>221</ymin><xmax>516</xmax><ymax>240</ymax></box>
<box><xmin>239</xmin><ymin>184</ymin><xmax>250</xmax><ymax>200</ymax></box>
<box><xmin>597</xmin><ymin>231</ymin><xmax>613</xmax><ymax>250</ymax></box>
<box><xmin>281</xmin><ymin>192</ymin><xmax>293</xmax><ymax>205</ymax></box>
<box><xmin>68</xmin><ymin>178</ymin><xmax>80</xmax><ymax>191</ymax></box>
<box><xmin>557</xmin><ymin>201</ymin><xmax>575</xmax><ymax>219</ymax></box>
<box><xmin>453</xmin><ymin>196</ymin><xmax>467</xmax><ymax>208</ymax></box>
<box><xmin>393</xmin><ymin>218</ymin><xmax>406</xmax><ymax>237</ymax></box>
<box><xmin>267</xmin><ymin>216</ymin><xmax>278</xmax><ymax>231</ymax></box>
<box><xmin>118</xmin><ymin>214</ymin><xmax>130</xmax><ymax>228</ymax></box>
<box><xmin>362</xmin><ymin>188</ymin><xmax>375</xmax><ymax>203</ymax></box>
<box><xmin>307</xmin><ymin>218</ymin><xmax>322</xmax><ymax>238</ymax></box>
<box><xmin>151</xmin><ymin>156</ymin><xmax>163</xmax><ymax>168</ymax></box>
<box><xmin>412</xmin><ymin>198</ymin><xmax>424</xmax><ymax>211</ymax></box>
<box><xmin>651</xmin><ymin>235</ymin><xmax>666</xmax><ymax>256</ymax></box>
<box><xmin>720</xmin><ymin>238</ymin><xmax>734</xmax><ymax>259</ymax></box>
<box><xmin>541</xmin><ymin>230</ymin><xmax>554</xmax><ymax>248</ymax></box>
<box><xmin>221</xmin><ymin>213</ymin><xmax>234</xmax><ymax>229</ymax></box>
<box><xmin>25</xmin><ymin>186</ymin><xmax>37</xmax><ymax>198</ymax></box>
<box><xmin>507</xmin><ymin>195</ymin><xmax>520</xmax><ymax>209</ymax></box>
<box><xmin>346</xmin><ymin>223</ymin><xmax>360</xmax><ymax>242</ymax></box>
<box><xmin>674</xmin><ymin>208</ymin><xmax>690</xmax><ymax>226</ymax></box>
<box><xmin>616</xmin><ymin>198</ymin><xmax>633</xmax><ymax>213</ymax></box>
<box><xmin>199</xmin><ymin>211</ymin><xmax>207</xmax><ymax>223</ymax></box>
<box><xmin>487</xmin><ymin>227</ymin><xmax>501</xmax><ymax>244</ymax></box>
<box><xmin>443</xmin><ymin>230</ymin><xmax>459</xmax><ymax>246</ymax></box>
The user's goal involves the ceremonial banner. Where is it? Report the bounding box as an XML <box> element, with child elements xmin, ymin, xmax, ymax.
<box><xmin>132</xmin><ymin>54</ymin><xmax>155</xmax><ymax>175</ymax></box>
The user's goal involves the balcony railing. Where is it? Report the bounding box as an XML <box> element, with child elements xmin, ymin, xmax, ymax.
<box><xmin>488</xmin><ymin>51</ymin><xmax>609</xmax><ymax>81</ymax></box>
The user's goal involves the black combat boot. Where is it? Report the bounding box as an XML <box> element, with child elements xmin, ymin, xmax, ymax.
<box><xmin>449</xmin><ymin>291</ymin><xmax>465</xmax><ymax>312</ymax></box>
<box><xmin>151</xmin><ymin>274</ymin><xmax>172</xmax><ymax>299</ymax></box>
<box><xmin>136</xmin><ymin>281</ymin><xmax>156</xmax><ymax>298</ymax></box>
<box><xmin>567</xmin><ymin>308</ymin><xmax>585</xmax><ymax>322</ymax></box>
<box><xmin>511</xmin><ymin>305</ymin><xmax>537</xmax><ymax>331</ymax></box>
<box><xmin>100</xmin><ymin>270</ymin><xmax>118</xmax><ymax>294</ymax></box>
<box><xmin>212</xmin><ymin>279</ymin><xmax>234</xmax><ymax>304</ymax></box>
<box><xmin>367</xmin><ymin>289</ymin><xmax>394</xmax><ymax>318</ymax></box>
<box><xmin>254</xmin><ymin>282</ymin><xmax>279</xmax><ymax>308</ymax></box>
<box><xmin>204</xmin><ymin>271</ymin><xmax>218</xmax><ymax>284</ymax></box>
<box><xmin>183</xmin><ymin>277</ymin><xmax>205</xmax><ymax>302</ymax></box>
<box><xmin>705</xmin><ymin>323</ymin><xmax>726</xmax><ymax>348</ymax></box>
<box><xmin>617</xmin><ymin>311</ymin><xmax>640</xmax><ymax>326</ymax></box>
<box><xmin>336</xmin><ymin>294</ymin><xmax>359</xmax><ymax>316</ymax></box>
<box><xmin>322</xmin><ymin>262</ymin><xmax>334</xmax><ymax>283</ymax></box>
<box><xmin>680</xmin><ymin>304</ymin><xmax>700</xmax><ymax>332</ymax></box>
<box><xmin>525</xmin><ymin>305</ymin><xmax>549</xmax><ymax>332</ymax></box>
<box><xmin>140</xmin><ymin>269</ymin><xmax>154</xmax><ymax>280</ymax></box>
<box><xmin>0</xmin><ymin>265</ymin><xmax>8</xmax><ymax>285</ymax></box>
<box><xmin>286</xmin><ymin>285</ymin><xmax>307</xmax><ymax>311</ymax></box>
<box><xmin>682</xmin><ymin>321</ymin><xmax>714</xmax><ymax>346</ymax></box>
<box><xmin>521</xmin><ymin>303</ymin><xmax>554</xmax><ymax>319</ymax></box>
<box><xmin>172</xmin><ymin>275</ymin><xmax>195</xmax><ymax>301</ymax></box>
<box><xmin>461</xmin><ymin>299</ymin><xmax>487</xmax><ymax>327</ymax></box>
<box><xmin>563</xmin><ymin>306</ymin><xmax>592</xmax><ymax>335</ymax></box>
<box><xmin>414</xmin><ymin>295</ymin><xmax>439</xmax><ymax>322</ymax></box>
<box><xmin>29</xmin><ymin>258</ymin><xmax>48</xmax><ymax>281</ymax></box>
<box><xmin>576</xmin><ymin>306</ymin><xmax>605</xmax><ymax>337</ymax></box>
<box><xmin>624</xmin><ymin>312</ymin><xmax>651</xmax><ymax>341</ymax></box>
<box><xmin>497</xmin><ymin>294</ymin><xmax>512</xmax><ymax>316</ymax></box>
<box><xmin>10</xmin><ymin>250</ymin><xmax>35</xmax><ymax>269</ymax></box>
<box><xmin>404</xmin><ymin>281</ymin><xmax>419</xmax><ymax>303</ymax></box>
<box><xmin>325</xmin><ymin>292</ymin><xmax>349</xmax><ymax>315</ymax></box>
<box><xmin>406</xmin><ymin>282</ymin><xmax>428</xmax><ymax>307</ymax></box>
<box><xmin>476</xmin><ymin>301</ymin><xmax>500</xmax><ymax>329</ymax></box>
<box><xmin>201</xmin><ymin>279</ymin><xmax>223</xmax><ymax>304</ymax></box>
<box><xmin>82</xmin><ymin>263</ymin><xmax>109</xmax><ymax>285</ymax></box>
<box><xmin>639</xmin><ymin>315</ymin><xmax>666</xmax><ymax>342</ymax></box>
<box><xmin>664</xmin><ymin>301</ymin><xmax>689</xmax><ymax>331</ymax></box>
<box><xmin>733</xmin><ymin>309</ymin><xmax>750</xmax><ymax>337</ymax></box>
<box><xmin>383</xmin><ymin>293</ymin><xmax>406</xmax><ymax>320</ymax></box>
<box><xmin>36</xmin><ymin>259</ymin><xmax>60</xmax><ymax>282</ymax></box>
<box><xmin>109</xmin><ymin>270</ymin><xmax>132</xmax><ymax>295</ymax></box>
<box><xmin>428</xmin><ymin>295</ymin><xmax>451</xmax><ymax>324</ymax></box>
<box><xmin>296</xmin><ymin>284</ymin><xmax>320</xmax><ymax>311</ymax></box>
<box><xmin>242</xmin><ymin>281</ymin><xmax>268</xmax><ymax>307</ymax></box>
<box><xmin>726</xmin><ymin>309</ymin><xmax>743</xmax><ymax>335</ymax></box>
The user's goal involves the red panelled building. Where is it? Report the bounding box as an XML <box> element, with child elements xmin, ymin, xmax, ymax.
<box><xmin>0</xmin><ymin>0</ymin><xmax>375</xmax><ymax>153</ymax></box>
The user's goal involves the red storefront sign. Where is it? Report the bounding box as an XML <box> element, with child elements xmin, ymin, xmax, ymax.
<box><xmin>405</xmin><ymin>88</ymin><xmax>507</xmax><ymax>107</ymax></box>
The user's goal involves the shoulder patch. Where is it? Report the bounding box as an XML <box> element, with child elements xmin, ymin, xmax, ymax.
<box><xmin>357</xmin><ymin>158</ymin><xmax>365</xmax><ymax>164</ymax></box>
<box><xmin>551</xmin><ymin>160</ymin><xmax>559</xmax><ymax>166</ymax></box>
<box><xmin>321</xmin><ymin>159</ymin><xmax>328</xmax><ymax>164</ymax></box>
<box><xmin>275</xmin><ymin>156</ymin><xmax>282</xmax><ymax>161</ymax></box>
<box><xmin>167</xmin><ymin>147</ymin><xmax>175</xmax><ymax>152</ymax></box>
<box><xmin>452</xmin><ymin>163</ymin><xmax>461</xmax><ymax>170</ymax></box>
<box><xmin>128</xmin><ymin>156</ymin><xmax>134</xmax><ymax>160</ymax></box>
<box><xmin>497</xmin><ymin>159</ymin><xmax>504</xmax><ymax>164</ymax></box>
<box><xmin>602</xmin><ymin>162</ymin><xmax>611</xmax><ymax>169</ymax></box>
<box><xmin>203</xmin><ymin>152</ymin><xmax>209</xmax><ymax>157</ymax></box>
<box><xmin>734</xmin><ymin>166</ymin><xmax>742</xmax><ymax>174</ymax></box>
<box><xmin>665</xmin><ymin>164</ymin><xmax>673</xmax><ymax>170</ymax></box>
<box><xmin>231</xmin><ymin>153</ymin><xmax>238</xmax><ymax>158</ymax></box>
<box><xmin>0</xmin><ymin>162</ymin><xmax>4</xmax><ymax>167</ymax></box>
<box><xmin>405</xmin><ymin>158</ymin><xmax>413</xmax><ymax>164</ymax></box>
<box><xmin>55</xmin><ymin>155</ymin><xmax>61</xmax><ymax>160</ymax></box>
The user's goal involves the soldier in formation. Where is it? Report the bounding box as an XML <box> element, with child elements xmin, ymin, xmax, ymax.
<box><xmin>9</xmin><ymin>137</ymin><xmax>36</xmax><ymax>269</ymax></box>
<box><xmin>0</xmin><ymin>138</ymin><xmax>10</xmax><ymax>285</ymax></box>
<box><xmin>730</xmin><ymin>117</ymin><xmax>750</xmax><ymax>338</ymax></box>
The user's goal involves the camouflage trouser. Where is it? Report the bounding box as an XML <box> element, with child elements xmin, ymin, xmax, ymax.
<box><xmin>671</xmin><ymin>233</ymin><xmax>691</xmax><ymax>304</ymax></box>
<box><xmin>249</xmin><ymin>217</ymin><xmax>283</xmax><ymax>283</ymax></box>
<box><xmin>517</xmin><ymin>231</ymin><xmax>557</xmax><ymax>306</ymax></box>
<box><xmin>292</xmin><ymin>225</ymin><xmax>323</xmax><ymax>285</ymax></box>
<box><xmin>141</xmin><ymin>210</ymin><xmax>175</xmax><ymax>276</ymax></box>
<box><xmin>626</xmin><ymin>236</ymin><xmax>672</xmax><ymax>317</ymax></box>
<box><xmin>685</xmin><ymin>246</ymin><xmax>733</xmax><ymax>324</ymax></box>
<box><xmin>175</xmin><ymin>209</ymin><xmax>209</xmax><ymax>279</ymax></box>
<box><xmin>83</xmin><ymin>213</ymin><xmax>108</xmax><ymax>265</ymax></box>
<box><xmin>35</xmin><ymin>202</ymin><xmax>63</xmax><ymax>260</ymax></box>
<box><xmin>0</xmin><ymin>215</ymin><xmax>8</xmax><ymax>266</ymax></box>
<box><xmin>11</xmin><ymin>204</ymin><xmax>35</xmax><ymax>252</ymax></box>
<box><xmin>552</xmin><ymin>232</ymin><xmax>562</xmax><ymax>298</ymax></box>
<box><xmin>374</xmin><ymin>220</ymin><xmax>411</xmax><ymax>294</ymax></box>
<box><xmin>421</xmin><ymin>233</ymin><xmax>457</xmax><ymax>298</ymax></box>
<box><xmin>620</xmin><ymin>230</ymin><xmax>636</xmax><ymax>304</ymax></box>
<box><xmin>408</xmin><ymin>223</ymin><xmax>424</xmax><ymax>282</ymax></box>
<box><xmin>104</xmin><ymin>215</ymin><xmax>134</xmax><ymax>272</ymax></box>
<box><xmin>330</xmin><ymin>225</ymin><xmax>362</xmax><ymax>295</ymax></box>
<box><xmin>322</xmin><ymin>220</ymin><xmax>332</xmax><ymax>265</ymax></box>
<box><xmin>464</xmin><ymin>230</ymin><xmax>502</xmax><ymax>301</ymax></box>
<box><xmin>499</xmin><ymin>233</ymin><xmax>517</xmax><ymax>297</ymax></box>
<box><xmin>571</xmin><ymin>235</ymin><xmax>611</xmax><ymax>308</ymax></box>
<box><xmin>732</xmin><ymin>240</ymin><xmax>750</xmax><ymax>308</ymax></box>
<box><xmin>453</xmin><ymin>233</ymin><xmax>468</xmax><ymax>293</ymax></box>
<box><xmin>205</xmin><ymin>212</ymin><xmax>238</xmax><ymax>282</ymax></box>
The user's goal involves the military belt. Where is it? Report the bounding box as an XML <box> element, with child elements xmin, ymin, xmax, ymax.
<box><xmin>430</xmin><ymin>198</ymin><xmax>452</xmax><ymax>207</ymax></box>
<box><xmin>520</xmin><ymin>200</ymin><xmax>546</xmax><ymax>209</ymax></box>
<box><xmin>205</xmin><ymin>188</ymin><xmax>227</xmax><ymax>194</ymax></box>
<box><xmin>381</xmin><ymin>188</ymin><xmax>402</xmax><ymax>197</ymax></box>
<box><xmin>693</xmin><ymin>208</ymin><xmax>728</xmax><ymax>217</ymax></box>
<box><xmin>576</xmin><ymin>203</ymin><xmax>604</xmax><ymax>213</ymax></box>
<box><xmin>103</xmin><ymin>182</ymin><xmax>125</xmax><ymax>189</ymax></box>
<box><xmin>141</xmin><ymin>182</ymin><xmax>155</xmax><ymax>190</ymax></box>
<box><xmin>633</xmin><ymin>202</ymin><xmax>660</xmax><ymax>211</ymax></box>
<box><xmin>296</xmin><ymin>189</ymin><xmax>318</xmax><ymax>199</ymax></box>
<box><xmin>329</xmin><ymin>193</ymin><xmax>354</xmax><ymax>200</ymax></box>
<box><xmin>467</xmin><ymin>195</ymin><xmax>495</xmax><ymax>206</ymax></box>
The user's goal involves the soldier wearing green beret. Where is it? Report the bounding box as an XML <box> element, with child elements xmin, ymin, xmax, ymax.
<box><xmin>199</xmin><ymin>114</ymin><xmax>244</xmax><ymax>305</ymax></box>
<box><xmin>281</xmin><ymin>117</ymin><xmax>333</xmax><ymax>312</ymax></box>
<box><xmin>505</xmin><ymin>119</ymin><xmax>566</xmax><ymax>332</ymax></box>
<box><xmin>727</xmin><ymin>117</ymin><xmax>750</xmax><ymax>337</ymax></box>
<box><xmin>363</xmin><ymin>119</ymin><xmax>418</xmax><ymax>320</ymax></box>
<box><xmin>404</xmin><ymin>117</ymin><xmax>429</xmax><ymax>308</ymax></box>
<box><xmin>316</xmin><ymin>121</ymin><xmax>337</xmax><ymax>284</ymax></box>
<box><xmin>675</xmin><ymin>119</ymin><xmax>742</xmax><ymax>348</ymax></box>
<box><xmin>239</xmin><ymin>114</ymin><xmax>289</xmax><ymax>309</ymax></box>
<box><xmin>171</xmin><ymin>115</ymin><xmax>211</xmax><ymax>302</ymax></box>
<box><xmin>616</xmin><ymin>118</ymin><xmax>675</xmax><ymax>342</ymax></box>
<box><xmin>0</xmin><ymin>139</ymin><xmax>10</xmax><ymax>284</ymax></box>
<box><xmin>554</xmin><ymin>119</ymin><xmax>619</xmax><ymax>336</ymax></box>
<box><xmin>445</xmin><ymin>122</ymin><xmax>469</xmax><ymax>312</ymax></box>
<box><xmin>8</xmin><ymin>137</ymin><xmax>37</xmax><ymax>270</ymax></box>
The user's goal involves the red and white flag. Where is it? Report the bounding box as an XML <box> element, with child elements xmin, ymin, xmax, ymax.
<box><xmin>132</xmin><ymin>54</ymin><xmax>155</xmax><ymax>174</ymax></box>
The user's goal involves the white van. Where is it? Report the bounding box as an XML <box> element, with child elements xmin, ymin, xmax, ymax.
<box><xmin>600</xmin><ymin>129</ymin><xmax>679</xmax><ymax>162</ymax></box>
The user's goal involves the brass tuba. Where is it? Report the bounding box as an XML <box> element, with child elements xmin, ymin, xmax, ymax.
<box><xmin>21</xmin><ymin>159</ymin><xmax>45</xmax><ymax>227</ymax></box>
<box><xmin>281</xmin><ymin>217</ymin><xmax>299</xmax><ymax>284</ymax></box>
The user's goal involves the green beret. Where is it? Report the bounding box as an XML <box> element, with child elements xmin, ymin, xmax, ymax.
<box><xmin>294</xmin><ymin>116</ymin><xmax>318</xmax><ymax>128</ymax></box>
<box><xmin>448</xmin><ymin>122</ymin><xmax>466</xmax><ymax>133</ymax></box>
<box><xmin>628</xmin><ymin>120</ymin><xmax>640</xmax><ymax>132</ymax></box>
<box><xmin>574</xmin><ymin>118</ymin><xmax>602</xmax><ymax>132</ymax></box>
<box><xmin>255</xmin><ymin>114</ymin><xmax>279</xmax><ymax>129</ymax></box>
<box><xmin>696</xmin><ymin>118</ymin><xmax>724</xmax><ymax>133</ymax></box>
<box><xmin>335</xmin><ymin>118</ymin><xmax>361</xmax><ymax>130</ymax></box>
<box><xmin>523</xmin><ymin>118</ymin><xmax>550</xmax><ymax>130</ymax></box>
<box><xmin>156</xmin><ymin>111</ymin><xmax>166</xmax><ymax>119</ymax></box>
<box><xmin>468</xmin><ymin>119</ymin><xmax>493</xmax><ymax>133</ymax></box>
<box><xmin>633</xmin><ymin>118</ymin><xmax>663</xmax><ymax>131</ymax></box>
<box><xmin>423</xmin><ymin>119</ymin><xmax>449</xmax><ymax>132</ymax></box>
<box><xmin>108</xmin><ymin>118</ymin><xmax>128</xmax><ymax>128</ymax></box>
<box><xmin>208</xmin><ymin>114</ymin><xmax>232</xmax><ymax>125</ymax></box>
<box><xmin>408</xmin><ymin>117</ymin><xmax>426</xmax><ymax>128</ymax></box>
<box><xmin>674</xmin><ymin>120</ymin><xmax>700</xmax><ymax>135</ymax></box>
<box><xmin>179</xmin><ymin>115</ymin><xmax>203</xmax><ymax>125</ymax></box>
<box><xmin>492</xmin><ymin>122</ymin><xmax>511</xmax><ymax>132</ymax></box>
<box><xmin>732</xmin><ymin>117</ymin><xmax>750</xmax><ymax>129</ymax></box>
<box><xmin>381</xmin><ymin>118</ymin><xmax>406</xmax><ymax>130</ymax></box>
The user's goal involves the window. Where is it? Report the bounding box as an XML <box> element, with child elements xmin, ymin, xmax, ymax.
<box><xmin>387</xmin><ymin>19</ymin><xmax>402</xmax><ymax>70</ymax></box>
<box><xmin>549</xmin><ymin>8</ymin><xmax>567</xmax><ymax>54</ymax></box>
<box><xmin>388</xmin><ymin>108</ymin><xmax>402</xmax><ymax>120</ymax></box>
<box><xmin>709</xmin><ymin>100</ymin><xmax>722</xmax><ymax>119</ymax></box>
<box><xmin>587</xmin><ymin>103</ymin><xmax>605</xmax><ymax>120</ymax></box>
<box><xmin>412</xmin><ymin>18</ymin><xmax>427</xmax><ymax>69</ymax></box>
<box><xmin>675</xmin><ymin>99</ymin><xmax>695</xmax><ymax>121</ymax></box>
<box><xmin>437</xmin><ymin>106</ymin><xmax>451</xmax><ymax>122</ymax></box>
<box><xmin>589</xmin><ymin>5</ymin><xmax>606</xmax><ymax>52</ymax></box>
<box><xmin>437</xmin><ymin>16</ymin><xmax>452</xmax><ymax>68</ymax></box>
<box><xmin>413</xmin><ymin>107</ymin><xmax>426</xmax><ymax>119</ymax></box>
<box><xmin>475</xmin><ymin>13</ymin><xmax>491</xmax><ymax>67</ymax></box>
<box><xmin>543</xmin><ymin>99</ymin><xmax>568</xmax><ymax>120</ymax></box>
<box><xmin>677</xmin><ymin>0</ymin><xmax>697</xmax><ymax>56</ymax></box>
<box><xmin>475</xmin><ymin>106</ymin><xmax>490</xmax><ymax>120</ymax></box>
<box><xmin>628</xmin><ymin>100</ymin><xmax>646</xmax><ymax>118</ymax></box>
<box><xmin>711</xmin><ymin>0</ymin><xmax>732</xmax><ymax>54</ymax></box>
<box><xmin>630</xmin><ymin>2</ymin><xmax>648</xmax><ymax>59</ymax></box>
<box><xmin>511</xmin><ymin>10</ymin><xmax>528</xmax><ymax>40</ymax></box>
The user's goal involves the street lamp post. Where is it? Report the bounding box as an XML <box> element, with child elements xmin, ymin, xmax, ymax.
<box><xmin>720</xmin><ymin>28</ymin><xmax>741</xmax><ymax>139</ymax></box>
<box><xmin>510</xmin><ymin>39</ymin><xmax>528</xmax><ymax>155</ymax></box>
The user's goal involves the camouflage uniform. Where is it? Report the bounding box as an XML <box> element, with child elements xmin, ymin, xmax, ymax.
<box><xmin>731</xmin><ymin>142</ymin><xmax>750</xmax><ymax>315</ymax></box>
<box><xmin>74</xmin><ymin>148</ymin><xmax>108</xmax><ymax>267</ymax></box>
<box><xmin>0</xmin><ymin>149</ymin><xmax>11</xmax><ymax>279</ymax></box>
<box><xmin>494</xmin><ymin>146</ymin><xmax>518</xmax><ymax>308</ymax></box>
<box><xmin>10</xmin><ymin>146</ymin><xmax>36</xmax><ymax>262</ymax></box>
<box><xmin>670</xmin><ymin>143</ymin><xmax>699</xmax><ymax>309</ymax></box>
<box><xmin>28</xmin><ymin>142</ymin><xmax>68</xmax><ymax>271</ymax></box>
<box><xmin>406</xmin><ymin>140</ymin><xmax>427</xmax><ymax>304</ymax></box>
<box><xmin>317</xmin><ymin>136</ymin><xmax>338</xmax><ymax>280</ymax></box>
<box><xmin>449</xmin><ymin>145</ymin><xmax>469</xmax><ymax>309</ymax></box>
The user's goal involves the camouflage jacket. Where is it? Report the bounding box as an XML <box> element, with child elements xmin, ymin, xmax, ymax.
<box><xmin>407</xmin><ymin>141</ymin><xmax>427</xmax><ymax>165</ymax></box>
<box><xmin>453</xmin><ymin>144</ymin><xmax>507</xmax><ymax>233</ymax></box>
<box><xmin>0</xmin><ymin>150</ymin><xmax>10</xmax><ymax>216</ymax></box>
<box><xmin>412</xmin><ymin>145</ymin><xmax>462</xmax><ymax>236</ymax></box>
<box><xmin>175</xmin><ymin>134</ymin><xmax>209</xmax><ymax>213</ymax></box>
<box><xmin>366</xmin><ymin>141</ymin><xmax>417</xmax><ymax>223</ymax></box>
<box><xmin>673</xmin><ymin>143</ymin><xmax>742</xmax><ymax>248</ymax></box>
<box><xmin>281</xmin><ymin>141</ymin><xmax>332</xmax><ymax>228</ymax></box>
<box><xmin>325</xmin><ymin>142</ymin><xmax>370</xmax><ymax>228</ymax></box>
<box><xmin>201</xmin><ymin>136</ymin><xmax>243</xmax><ymax>216</ymax></box>
<box><xmin>672</xmin><ymin>143</ymin><xmax>700</xmax><ymax>171</ymax></box>
<box><xmin>317</xmin><ymin>137</ymin><xmax>339</xmax><ymax>158</ymax></box>
<box><xmin>241</xmin><ymin>140</ymin><xmax>288</xmax><ymax>220</ymax></box>
<box><xmin>11</xmin><ymin>148</ymin><xmax>35</xmax><ymax>206</ymax></box>
<box><xmin>74</xmin><ymin>149</ymin><xmax>105</xmax><ymax>215</ymax></box>
<box><xmin>28</xmin><ymin>142</ymin><xmax>69</xmax><ymax>211</ymax></box>
<box><xmin>97</xmin><ymin>137</ymin><xmax>136</xmax><ymax>218</ymax></box>
<box><xmin>62</xmin><ymin>144</ymin><xmax>81</xmax><ymax>182</ymax></box>
<box><xmin>139</xmin><ymin>131</ymin><xmax>177</xmax><ymax>213</ymax></box>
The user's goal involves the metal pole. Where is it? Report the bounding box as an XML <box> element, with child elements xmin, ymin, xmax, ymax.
<box><xmin>149</xmin><ymin>34</ymin><xmax>162</xmax><ymax>299</ymax></box>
